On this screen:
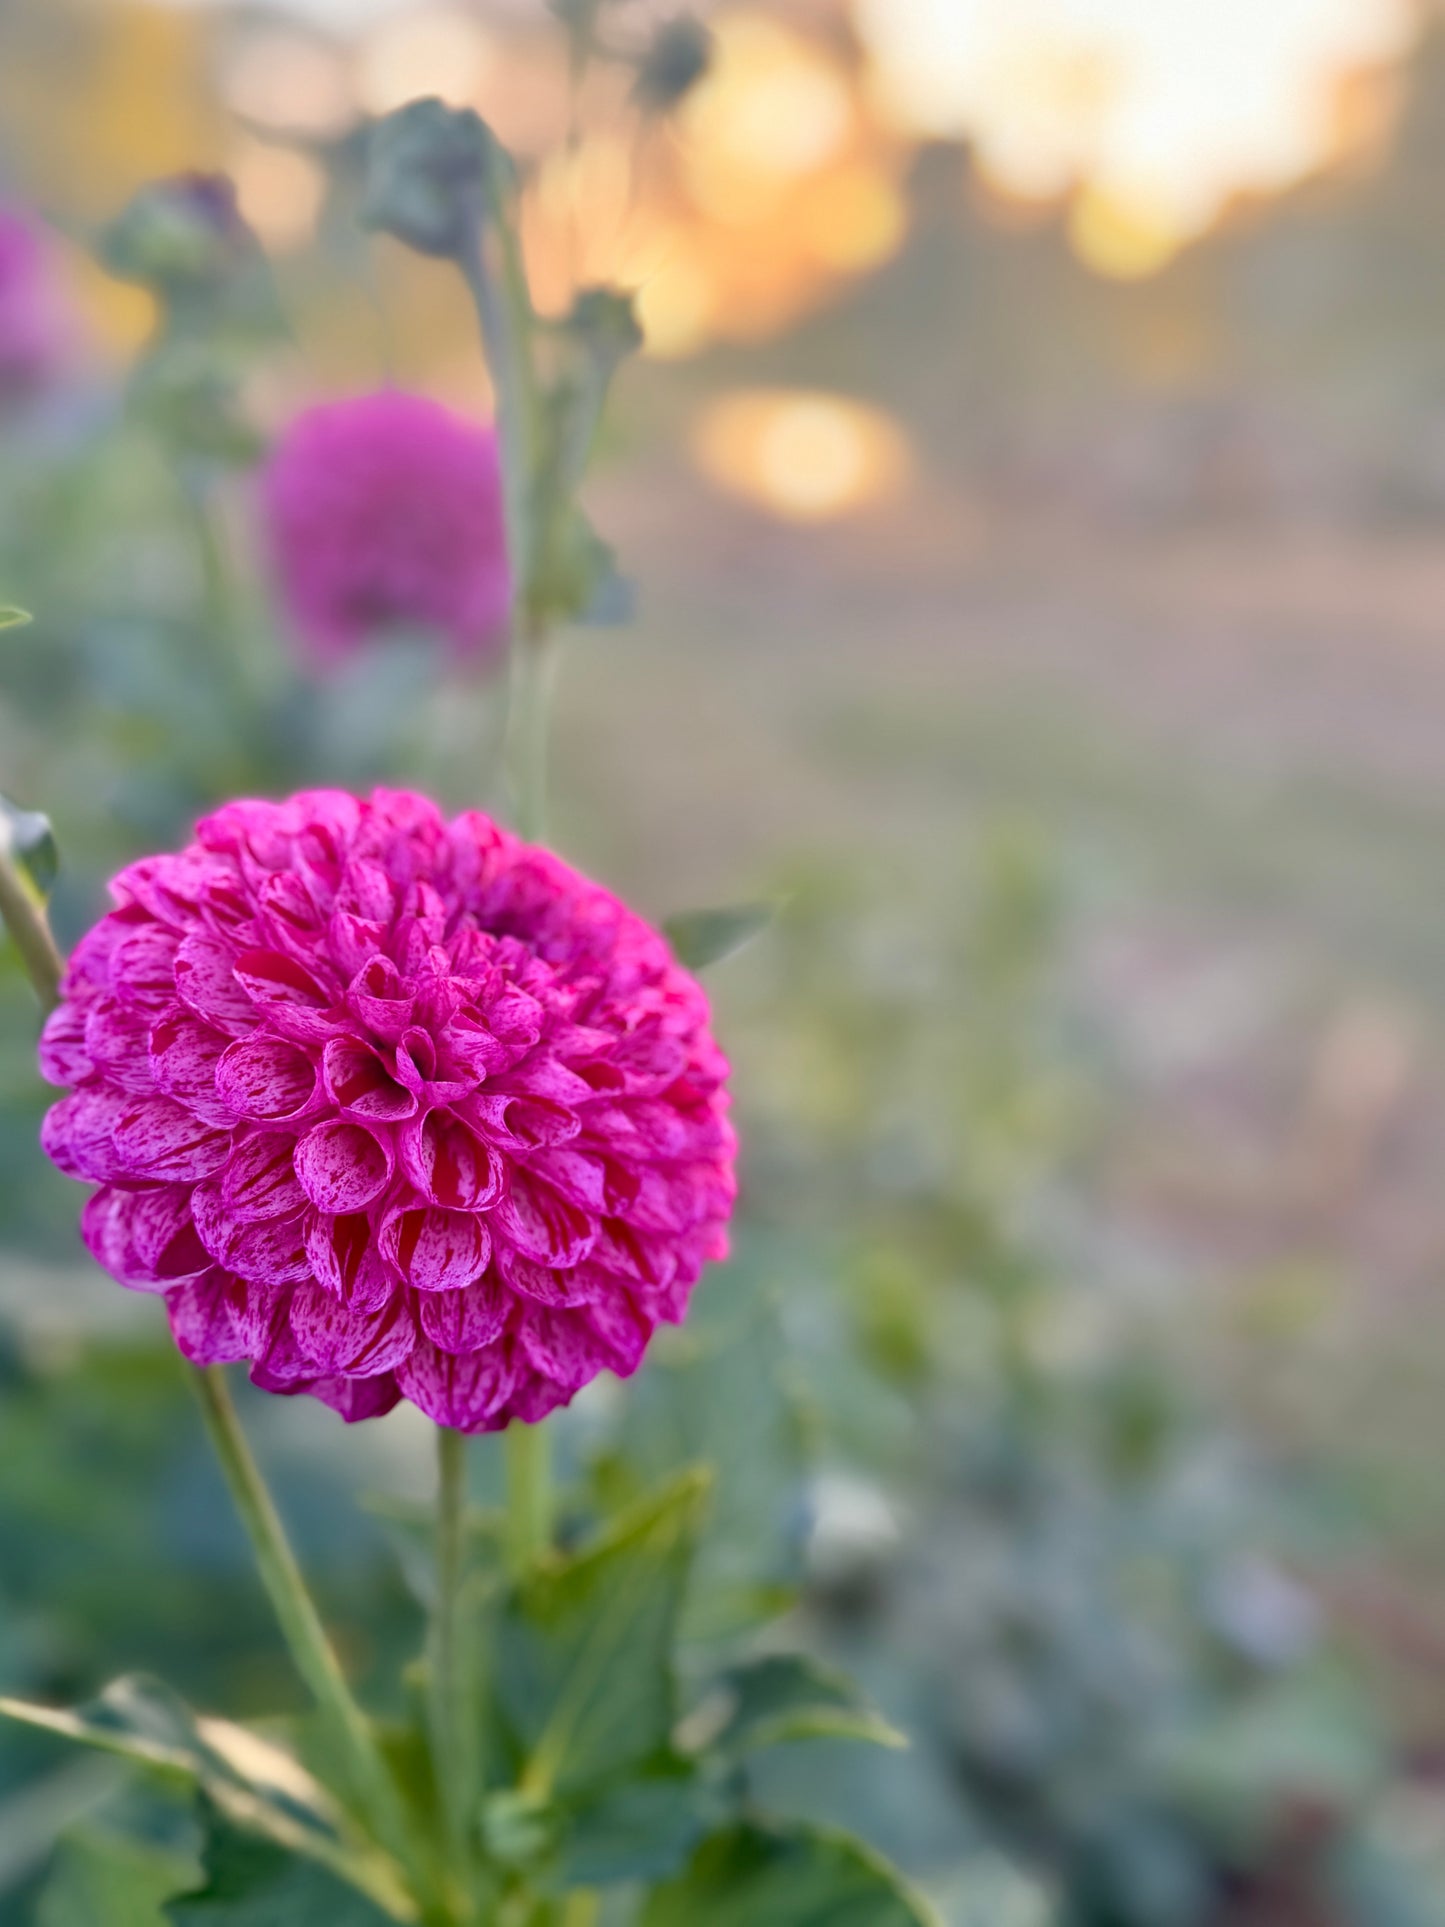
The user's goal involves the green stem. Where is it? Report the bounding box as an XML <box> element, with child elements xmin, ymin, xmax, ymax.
<box><xmin>191</xmin><ymin>1367</ymin><xmax>416</xmax><ymax>1876</ymax></box>
<box><xmin>457</xmin><ymin>206</ymin><xmax>539</xmax><ymax>613</ymax></box>
<box><xmin>504</xmin><ymin>1422</ymin><xmax>551</xmax><ymax>1577</ymax></box>
<box><xmin>428</xmin><ymin>1427</ymin><xmax>474</xmax><ymax>1905</ymax></box>
<box><xmin>0</xmin><ymin>836</ymin><xmax>63</xmax><ymax>1013</ymax></box>
<box><xmin>505</xmin><ymin>629</ymin><xmax>558</xmax><ymax>845</ymax></box>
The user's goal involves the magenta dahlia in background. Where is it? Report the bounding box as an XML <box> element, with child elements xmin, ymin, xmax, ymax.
<box><xmin>38</xmin><ymin>789</ymin><xmax>735</xmax><ymax>1431</ymax></box>
<box><xmin>0</xmin><ymin>203</ymin><xmax>75</xmax><ymax>402</ymax></box>
<box><xmin>262</xmin><ymin>392</ymin><xmax>512</xmax><ymax>666</ymax></box>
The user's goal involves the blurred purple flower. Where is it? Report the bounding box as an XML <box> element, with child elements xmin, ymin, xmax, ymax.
<box><xmin>262</xmin><ymin>391</ymin><xmax>513</xmax><ymax>667</ymax></box>
<box><xmin>38</xmin><ymin>788</ymin><xmax>736</xmax><ymax>1433</ymax></box>
<box><xmin>0</xmin><ymin>204</ymin><xmax>74</xmax><ymax>403</ymax></box>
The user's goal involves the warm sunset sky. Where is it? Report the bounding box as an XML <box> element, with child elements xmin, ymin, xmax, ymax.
<box><xmin>854</xmin><ymin>0</ymin><xmax>1417</xmax><ymax>237</ymax></box>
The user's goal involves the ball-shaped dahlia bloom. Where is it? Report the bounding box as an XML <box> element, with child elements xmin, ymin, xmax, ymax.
<box><xmin>39</xmin><ymin>791</ymin><xmax>735</xmax><ymax>1432</ymax></box>
<box><xmin>0</xmin><ymin>204</ymin><xmax>75</xmax><ymax>403</ymax></box>
<box><xmin>262</xmin><ymin>392</ymin><xmax>512</xmax><ymax>666</ymax></box>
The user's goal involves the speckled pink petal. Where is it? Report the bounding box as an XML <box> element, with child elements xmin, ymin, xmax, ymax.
<box><xmin>107</xmin><ymin>924</ymin><xmax>182</xmax><ymax>1011</ymax></box>
<box><xmin>322</xmin><ymin>1036</ymin><xmax>416</xmax><ymax>1122</ymax></box>
<box><xmin>395</xmin><ymin>1337</ymin><xmax>515</xmax><ymax>1431</ymax></box>
<box><xmin>591</xmin><ymin>1217</ymin><xmax>677</xmax><ymax>1291</ymax></box>
<box><xmin>515</xmin><ymin>1305</ymin><xmax>610</xmax><ymax>1390</ymax></box>
<box><xmin>462</xmin><ymin>1092</ymin><xmax>580</xmax><ymax>1152</ymax></box>
<box><xmin>174</xmin><ymin>935</ymin><xmax>257</xmax><ymax>1037</ymax></box>
<box><xmin>39</xmin><ymin>1003</ymin><xmax>92</xmax><ymax>1087</ymax></box>
<box><xmin>84</xmin><ymin>998</ymin><xmax>160</xmax><ymax>1095</ymax></box>
<box><xmin>398</xmin><ymin>1109</ymin><xmax>502</xmax><ymax>1210</ymax></box>
<box><xmin>309</xmin><ymin>1372</ymin><xmax>402</xmax><ymax>1423</ymax></box>
<box><xmin>526</xmin><ymin>1145</ymin><xmax>608</xmax><ymax>1215</ymax></box>
<box><xmin>165</xmin><ymin>1269</ymin><xmax>252</xmax><ymax>1365</ymax></box>
<box><xmin>303</xmin><ymin>1209</ymin><xmax>395</xmax><ymax>1309</ymax></box>
<box><xmin>233</xmin><ymin>947</ymin><xmax>336</xmax><ymax>1011</ymax></box>
<box><xmin>220</xmin><ymin>1133</ymin><xmax>305</xmax><ymax>1221</ymax></box>
<box><xmin>344</xmin><ymin>956</ymin><xmax>415</xmax><ymax>1042</ymax></box>
<box><xmin>41</xmin><ymin>1087</ymin><xmax>128</xmax><ymax>1182</ymax></box>
<box><xmin>506</xmin><ymin>1371</ymin><xmax>570</xmax><ymax>1426</ymax></box>
<box><xmin>418</xmin><ymin>1273</ymin><xmax>508</xmax><ymax>1354</ymax></box>
<box><xmin>253</xmin><ymin>1313</ymin><xmax>318</xmax><ymax>1384</ymax></box>
<box><xmin>213</xmin><ymin>1209</ymin><xmax>313</xmax><ymax>1289</ymax></box>
<box><xmin>149</xmin><ymin>1007</ymin><xmax>235</xmax><ymax>1126</ymax></box>
<box><xmin>582</xmin><ymin>1290</ymin><xmax>651</xmax><ymax>1376</ymax></box>
<box><xmin>498</xmin><ymin>1249</ymin><xmax>605</xmax><ymax>1308</ymax></box>
<box><xmin>294</xmin><ymin>1119</ymin><xmax>393</xmax><ymax>1213</ymax></box>
<box><xmin>215</xmin><ymin>1036</ymin><xmax>319</xmax><ymax>1121</ymax></box>
<box><xmin>112</xmin><ymin>1095</ymin><xmax>233</xmax><ymax>1182</ymax></box>
<box><xmin>381</xmin><ymin>1204</ymin><xmax>490</xmax><ymax>1293</ymax></box>
<box><xmin>81</xmin><ymin>1185</ymin><xmax>205</xmax><ymax>1290</ymax></box>
<box><xmin>491</xmin><ymin>1169</ymin><xmax>595</xmax><ymax>1269</ymax></box>
<box><xmin>290</xmin><ymin>1282</ymin><xmax>416</xmax><ymax>1376</ymax></box>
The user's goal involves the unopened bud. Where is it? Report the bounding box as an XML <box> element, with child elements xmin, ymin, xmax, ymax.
<box><xmin>362</xmin><ymin>98</ymin><xmax>503</xmax><ymax>259</ymax></box>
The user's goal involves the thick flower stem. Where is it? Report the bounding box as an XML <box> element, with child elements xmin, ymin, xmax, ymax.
<box><xmin>429</xmin><ymin>1426</ymin><xmax>475</xmax><ymax>1906</ymax></box>
<box><xmin>0</xmin><ymin>832</ymin><xmax>63</xmax><ymax>1013</ymax></box>
<box><xmin>504</xmin><ymin>1421</ymin><xmax>551</xmax><ymax>1575</ymax></box>
<box><xmin>191</xmin><ymin>1366</ymin><xmax>416</xmax><ymax>1877</ymax></box>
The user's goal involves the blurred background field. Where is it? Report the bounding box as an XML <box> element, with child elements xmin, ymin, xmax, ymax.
<box><xmin>9</xmin><ymin>0</ymin><xmax>1445</xmax><ymax>1920</ymax></box>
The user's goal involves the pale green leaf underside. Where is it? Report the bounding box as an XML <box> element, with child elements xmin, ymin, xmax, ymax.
<box><xmin>0</xmin><ymin>1678</ymin><xmax>413</xmax><ymax>1921</ymax></box>
<box><xmin>664</xmin><ymin>903</ymin><xmax>775</xmax><ymax>971</ymax></box>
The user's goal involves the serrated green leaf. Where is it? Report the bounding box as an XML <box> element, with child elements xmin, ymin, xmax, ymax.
<box><xmin>0</xmin><ymin>608</ymin><xmax>30</xmax><ymax>629</ymax></box>
<box><xmin>0</xmin><ymin>792</ymin><xmax>59</xmax><ymax>906</ymax></box>
<box><xmin>664</xmin><ymin>904</ymin><xmax>774</xmax><ymax>972</ymax></box>
<box><xmin>166</xmin><ymin>1803</ymin><xmax>398</xmax><ymax>1925</ymax></box>
<box><xmin>690</xmin><ymin>1653</ymin><xmax>907</xmax><ymax>1761</ymax></box>
<box><xmin>496</xmin><ymin>1468</ymin><xmax>711</xmax><ymax>1799</ymax></box>
<box><xmin>0</xmin><ymin>1678</ymin><xmax>412</xmax><ymax>1920</ymax></box>
<box><xmin>640</xmin><ymin>1820</ymin><xmax>941</xmax><ymax>1926</ymax></box>
<box><xmin>37</xmin><ymin>1824</ymin><xmax>195</xmax><ymax>1927</ymax></box>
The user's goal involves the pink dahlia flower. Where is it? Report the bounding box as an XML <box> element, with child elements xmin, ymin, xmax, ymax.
<box><xmin>39</xmin><ymin>790</ymin><xmax>735</xmax><ymax>1432</ymax></box>
<box><xmin>262</xmin><ymin>392</ymin><xmax>512</xmax><ymax>666</ymax></box>
<box><xmin>0</xmin><ymin>204</ymin><xmax>74</xmax><ymax>402</ymax></box>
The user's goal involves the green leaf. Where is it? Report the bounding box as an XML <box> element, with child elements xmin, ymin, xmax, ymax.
<box><xmin>37</xmin><ymin>1824</ymin><xmax>196</xmax><ymax>1927</ymax></box>
<box><xmin>0</xmin><ymin>792</ymin><xmax>59</xmax><ymax>906</ymax></box>
<box><xmin>0</xmin><ymin>1677</ymin><xmax>411</xmax><ymax>1919</ymax></box>
<box><xmin>558</xmin><ymin>1770</ymin><xmax>721</xmax><ymax>1888</ymax></box>
<box><xmin>640</xmin><ymin>1820</ymin><xmax>941</xmax><ymax>1926</ymax></box>
<box><xmin>611</xmin><ymin>1250</ymin><xmax>808</xmax><ymax>1640</ymax></box>
<box><xmin>166</xmin><ymin>1803</ymin><xmax>399</xmax><ymax>1925</ymax></box>
<box><xmin>664</xmin><ymin>904</ymin><xmax>774</xmax><ymax>972</ymax></box>
<box><xmin>0</xmin><ymin>607</ymin><xmax>30</xmax><ymax>629</ymax></box>
<box><xmin>689</xmin><ymin>1654</ymin><xmax>907</xmax><ymax>1761</ymax></box>
<box><xmin>495</xmin><ymin>1468</ymin><xmax>711</xmax><ymax>1799</ymax></box>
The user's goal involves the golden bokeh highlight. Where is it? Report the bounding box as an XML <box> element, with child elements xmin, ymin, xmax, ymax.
<box><xmin>854</xmin><ymin>0</ymin><xmax>1418</xmax><ymax>275</ymax></box>
<box><xmin>232</xmin><ymin>140</ymin><xmax>327</xmax><ymax>255</ymax></box>
<box><xmin>693</xmin><ymin>389</ymin><xmax>914</xmax><ymax>522</ymax></box>
<box><xmin>356</xmin><ymin>6</ymin><xmax>498</xmax><ymax>118</ymax></box>
<box><xmin>221</xmin><ymin>28</ymin><xmax>354</xmax><ymax>139</ymax></box>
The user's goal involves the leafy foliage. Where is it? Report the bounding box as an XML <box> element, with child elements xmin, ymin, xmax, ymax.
<box><xmin>493</xmin><ymin>1470</ymin><xmax>709</xmax><ymax>1800</ymax></box>
<box><xmin>640</xmin><ymin>1820</ymin><xmax>939</xmax><ymax>1927</ymax></box>
<box><xmin>36</xmin><ymin>1824</ymin><xmax>193</xmax><ymax>1927</ymax></box>
<box><xmin>166</xmin><ymin>1803</ymin><xmax>399</xmax><ymax>1926</ymax></box>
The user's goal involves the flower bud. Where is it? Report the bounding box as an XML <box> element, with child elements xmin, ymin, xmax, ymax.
<box><xmin>633</xmin><ymin>16</ymin><xmax>713</xmax><ymax>114</ymax></box>
<box><xmin>362</xmin><ymin>98</ymin><xmax>505</xmax><ymax>260</ymax></box>
<box><xmin>99</xmin><ymin>174</ymin><xmax>259</xmax><ymax>304</ymax></box>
